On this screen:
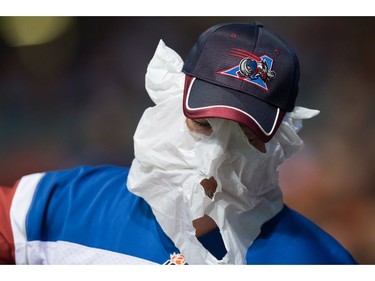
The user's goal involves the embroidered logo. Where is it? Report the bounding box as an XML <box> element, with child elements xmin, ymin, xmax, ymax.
<box><xmin>163</xmin><ymin>253</ymin><xmax>188</xmax><ymax>265</ymax></box>
<box><xmin>217</xmin><ymin>48</ymin><xmax>276</xmax><ymax>91</ymax></box>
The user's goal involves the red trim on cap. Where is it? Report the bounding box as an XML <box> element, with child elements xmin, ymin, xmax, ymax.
<box><xmin>183</xmin><ymin>75</ymin><xmax>285</xmax><ymax>143</ymax></box>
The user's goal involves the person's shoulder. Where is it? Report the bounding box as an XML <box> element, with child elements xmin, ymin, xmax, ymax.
<box><xmin>246</xmin><ymin>205</ymin><xmax>357</xmax><ymax>264</ymax></box>
<box><xmin>44</xmin><ymin>164</ymin><xmax>130</xmax><ymax>175</ymax></box>
<box><xmin>42</xmin><ymin>165</ymin><xmax>130</xmax><ymax>183</ymax></box>
<box><xmin>31</xmin><ymin>165</ymin><xmax>132</xmax><ymax>199</ymax></box>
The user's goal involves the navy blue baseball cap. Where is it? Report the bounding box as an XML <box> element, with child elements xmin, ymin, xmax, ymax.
<box><xmin>182</xmin><ymin>22</ymin><xmax>300</xmax><ymax>143</ymax></box>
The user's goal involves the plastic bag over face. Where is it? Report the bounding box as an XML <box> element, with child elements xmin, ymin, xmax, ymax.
<box><xmin>127</xmin><ymin>40</ymin><xmax>319</xmax><ymax>264</ymax></box>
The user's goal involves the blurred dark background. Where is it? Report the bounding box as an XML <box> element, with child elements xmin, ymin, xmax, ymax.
<box><xmin>0</xmin><ymin>17</ymin><xmax>373</xmax><ymax>264</ymax></box>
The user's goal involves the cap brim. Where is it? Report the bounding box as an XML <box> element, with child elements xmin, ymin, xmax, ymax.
<box><xmin>183</xmin><ymin>76</ymin><xmax>285</xmax><ymax>143</ymax></box>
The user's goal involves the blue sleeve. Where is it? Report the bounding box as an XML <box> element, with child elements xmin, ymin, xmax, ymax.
<box><xmin>25</xmin><ymin>165</ymin><xmax>178</xmax><ymax>264</ymax></box>
<box><xmin>246</xmin><ymin>206</ymin><xmax>357</xmax><ymax>264</ymax></box>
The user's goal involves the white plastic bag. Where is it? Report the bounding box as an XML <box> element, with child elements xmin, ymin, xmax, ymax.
<box><xmin>127</xmin><ymin>40</ymin><xmax>319</xmax><ymax>264</ymax></box>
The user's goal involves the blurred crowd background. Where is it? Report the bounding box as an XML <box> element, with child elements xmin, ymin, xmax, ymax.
<box><xmin>0</xmin><ymin>17</ymin><xmax>373</xmax><ymax>264</ymax></box>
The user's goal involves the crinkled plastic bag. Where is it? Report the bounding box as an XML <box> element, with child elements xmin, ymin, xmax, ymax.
<box><xmin>127</xmin><ymin>40</ymin><xmax>319</xmax><ymax>264</ymax></box>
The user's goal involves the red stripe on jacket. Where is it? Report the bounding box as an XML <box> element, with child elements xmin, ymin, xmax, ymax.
<box><xmin>0</xmin><ymin>180</ymin><xmax>19</xmax><ymax>264</ymax></box>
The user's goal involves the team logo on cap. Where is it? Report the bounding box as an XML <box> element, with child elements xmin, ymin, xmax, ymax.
<box><xmin>239</xmin><ymin>58</ymin><xmax>275</xmax><ymax>81</ymax></box>
<box><xmin>217</xmin><ymin>48</ymin><xmax>276</xmax><ymax>91</ymax></box>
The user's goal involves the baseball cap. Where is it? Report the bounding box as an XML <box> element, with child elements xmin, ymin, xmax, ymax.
<box><xmin>182</xmin><ymin>22</ymin><xmax>300</xmax><ymax>143</ymax></box>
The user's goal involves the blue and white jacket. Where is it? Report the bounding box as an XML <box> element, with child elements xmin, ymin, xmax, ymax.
<box><xmin>6</xmin><ymin>165</ymin><xmax>356</xmax><ymax>265</ymax></box>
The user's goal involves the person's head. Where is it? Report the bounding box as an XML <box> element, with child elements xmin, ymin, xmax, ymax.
<box><xmin>128</xmin><ymin>22</ymin><xmax>318</xmax><ymax>264</ymax></box>
<box><xmin>182</xmin><ymin>22</ymin><xmax>300</xmax><ymax>150</ymax></box>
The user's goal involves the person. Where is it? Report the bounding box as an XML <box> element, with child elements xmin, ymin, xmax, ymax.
<box><xmin>0</xmin><ymin>22</ymin><xmax>357</xmax><ymax>265</ymax></box>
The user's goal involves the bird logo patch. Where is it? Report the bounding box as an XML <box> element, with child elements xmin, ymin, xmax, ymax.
<box><xmin>217</xmin><ymin>48</ymin><xmax>276</xmax><ymax>91</ymax></box>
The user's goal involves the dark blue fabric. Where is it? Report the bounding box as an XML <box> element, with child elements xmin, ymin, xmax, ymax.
<box><xmin>198</xmin><ymin>227</ymin><xmax>227</xmax><ymax>260</ymax></box>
